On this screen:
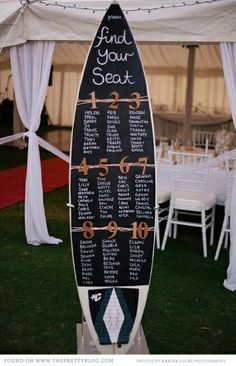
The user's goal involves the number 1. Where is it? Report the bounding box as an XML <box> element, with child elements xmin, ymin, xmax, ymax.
<box><xmin>89</xmin><ymin>91</ymin><xmax>97</xmax><ymax>109</ymax></box>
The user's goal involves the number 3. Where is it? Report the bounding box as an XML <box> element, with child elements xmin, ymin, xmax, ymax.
<box><xmin>129</xmin><ymin>92</ymin><xmax>141</xmax><ymax>110</ymax></box>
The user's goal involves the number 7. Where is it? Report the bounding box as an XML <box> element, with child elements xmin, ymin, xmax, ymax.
<box><xmin>138</xmin><ymin>157</ymin><xmax>148</xmax><ymax>175</ymax></box>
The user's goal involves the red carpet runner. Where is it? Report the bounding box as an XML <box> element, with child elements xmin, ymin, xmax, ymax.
<box><xmin>0</xmin><ymin>158</ymin><xmax>68</xmax><ymax>209</ymax></box>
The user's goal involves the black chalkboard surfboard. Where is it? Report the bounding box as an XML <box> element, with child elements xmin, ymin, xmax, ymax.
<box><xmin>69</xmin><ymin>2</ymin><xmax>156</xmax><ymax>354</ymax></box>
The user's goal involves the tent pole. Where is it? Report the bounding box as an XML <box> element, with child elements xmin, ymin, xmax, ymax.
<box><xmin>182</xmin><ymin>45</ymin><xmax>197</xmax><ymax>143</ymax></box>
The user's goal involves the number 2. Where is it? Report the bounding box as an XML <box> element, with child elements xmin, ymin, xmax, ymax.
<box><xmin>108</xmin><ymin>91</ymin><xmax>119</xmax><ymax>109</ymax></box>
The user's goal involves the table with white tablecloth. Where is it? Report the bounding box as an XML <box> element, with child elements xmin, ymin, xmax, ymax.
<box><xmin>158</xmin><ymin>159</ymin><xmax>227</xmax><ymax>206</ymax></box>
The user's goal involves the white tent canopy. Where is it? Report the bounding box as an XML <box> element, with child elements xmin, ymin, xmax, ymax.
<box><xmin>1</xmin><ymin>0</ymin><xmax>236</xmax><ymax>46</ymax></box>
<box><xmin>1</xmin><ymin>1</ymin><xmax>235</xmax><ymax>126</ymax></box>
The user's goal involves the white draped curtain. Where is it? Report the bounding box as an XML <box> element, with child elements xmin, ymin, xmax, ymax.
<box><xmin>220</xmin><ymin>42</ymin><xmax>236</xmax><ymax>291</ymax></box>
<box><xmin>10</xmin><ymin>41</ymin><xmax>62</xmax><ymax>245</ymax></box>
<box><xmin>0</xmin><ymin>40</ymin><xmax>70</xmax><ymax>246</ymax></box>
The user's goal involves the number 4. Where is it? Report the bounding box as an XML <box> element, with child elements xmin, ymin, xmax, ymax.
<box><xmin>78</xmin><ymin>158</ymin><xmax>89</xmax><ymax>175</ymax></box>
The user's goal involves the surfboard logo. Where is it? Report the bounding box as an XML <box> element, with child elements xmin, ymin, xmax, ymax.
<box><xmin>90</xmin><ymin>292</ymin><xmax>102</xmax><ymax>302</ymax></box>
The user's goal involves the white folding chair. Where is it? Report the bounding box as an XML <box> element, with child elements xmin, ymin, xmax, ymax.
<box><xmin>192</xmin><ymin>130</ymin><xmax>216</xmax><ymax>154</ymax></box>
<box><xmin>161</xmin><ymin>151</ymin><xmax>216</xmax><ymax>257</ymax></box>
<box><xmin>214</xmin><ymin>158</ymin><xmax>236</xmax><ymax>260</ymax></box>
<box><xmin>155</xmin><ymin>147</ymin><xmax>171</xmax><ymax>249</ymax></box>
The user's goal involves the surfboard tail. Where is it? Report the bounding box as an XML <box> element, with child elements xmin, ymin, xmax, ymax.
<box><xmin>78</xmin><ymin>286</ymin><xmax>149</xmax><ymax>354</ymax></box>
<box><xmin>89</xmin><ymin>287</ymin><xmax>139</xmax><ymax>345</ymax></box>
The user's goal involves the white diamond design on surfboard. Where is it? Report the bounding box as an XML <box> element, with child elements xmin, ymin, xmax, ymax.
<box><xmin>103</xmin><ymin>288</ymin><xmax>125</xmax><ymax>343</ymax></box>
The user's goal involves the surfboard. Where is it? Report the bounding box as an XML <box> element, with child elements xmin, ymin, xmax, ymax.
<box><xmin>69</xmin><ymin>2</ymin><xmax>156</xmax><ymax>354</ymax></box>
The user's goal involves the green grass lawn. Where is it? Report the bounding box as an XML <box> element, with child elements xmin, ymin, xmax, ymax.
<box><xmin>0</xmin><ymin>146</ymin><xmax>236</xmax><ymax>354</ymax></box>
<box><xmin>0</xmin><ymin>187</ymin><xmax>80</xmax><ymax>354</ymax></box>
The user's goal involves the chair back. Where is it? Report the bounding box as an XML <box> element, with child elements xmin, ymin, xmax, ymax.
<box><xmin>192</xmin><ymin>130</ymin><xmax>216</xmax><ymax>152</ymax></box>
<box><xmin>168</xmin><ymin>150</ymin><xmax>212</xmax><ymax>205</ymax></box>
<box><xmin>225</xmin><ymin>158</ymin><xmax>236</xmax><ymax>212</ymax></box>
<box><xmin>155</xmin><ymin>146</ymin><xmax>163</xmax><ymax>193</ymax></box>
<box><xmin>156</xmin><ymin>146</ymin><xmax>162</xmax><ymax>166</ymax></box>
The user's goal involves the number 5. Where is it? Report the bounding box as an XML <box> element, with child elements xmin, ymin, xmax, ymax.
<box><xmin>99</xmin><ymin>158</ymin><xmax>109</xmax><ymax>176</ymax></box>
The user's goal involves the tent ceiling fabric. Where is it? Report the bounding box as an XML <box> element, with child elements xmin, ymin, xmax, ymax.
<box><xmin>0</xmin><ymin>37</ymin><xmax>224</xmax><ymax>78</ymax></box>
<box><xmin>46</xmin><ymin>43</ymin><xmax>229</xmax><ymax>126</ymax></box>
<box><xmin>0</xmin><ymin>0</ymin><xmax>236</xmax><ymax>48</ymax></box>
<box><xmin>51</xmin><ymin>43</ymin><xmax>223</xmax><ymax>77</ymax></box>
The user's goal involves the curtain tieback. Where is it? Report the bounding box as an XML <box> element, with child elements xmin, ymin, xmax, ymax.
<box><xmin>23</xmin><ymin>130</ymin><xmax>37</xmax><ymax>140</ymax></box>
